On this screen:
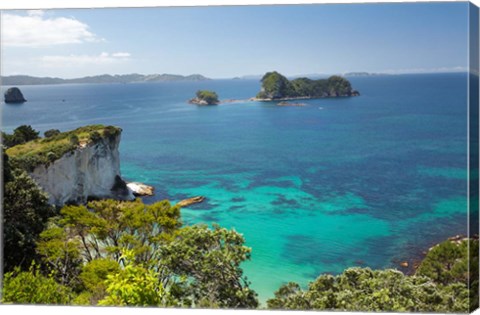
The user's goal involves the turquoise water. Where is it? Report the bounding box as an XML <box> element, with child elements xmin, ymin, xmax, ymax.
<box><xmin>2</xmin><ymin>73</ymin><xmax>469</xmax><ymax>303</ymax></box>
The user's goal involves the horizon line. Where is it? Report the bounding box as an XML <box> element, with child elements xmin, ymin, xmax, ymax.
<box><xmin>1</xmin><ymin>70</ymin><xmax>471</xmax><ymax>81</ymax></box>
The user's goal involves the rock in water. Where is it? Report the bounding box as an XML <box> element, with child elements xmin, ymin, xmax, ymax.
<box><xmin>177</xmin><ymin>196</ymin><xmax>206</xmax><ymax>207</ymax></box>
<box><xmin>4</xmin><ymin>87</ymin><xmax>26</xmax><ymax>103</ymax></box>
<box><xmin>127</xmin><ymin>182</ymin><xmax>155</xmax><ymax>196</ymax></box>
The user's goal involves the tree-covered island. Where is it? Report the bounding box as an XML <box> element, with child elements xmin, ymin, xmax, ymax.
<box><xmin>255</xmin><ymin>71</ymin><xmax>359</xmax><ymax>101</ymax></box>
<box><xmin>189</xmin><ymin>90</ymin><xmax>220</xmax><ymax>105</ymax></box>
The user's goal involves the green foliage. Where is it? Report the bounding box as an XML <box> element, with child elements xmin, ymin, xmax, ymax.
<box><xmin>6</xmin><ymin>125</ymin><xmax>121</xmax><ymax>172</ymax></box>
<box><xmin>103</xmin><ymin>125</ymin><xmax>121</xmax><ymax>141</ymax></box>
<box><xmin>98</xmin><ymin>250</ymin><xmax>175</xmax><ymax>307</ymax></box>
<box><xmin>257</xmin><ymin>71</ymin><xmax>296</xmax><ymax>99</ymax></box>
<box><xmin>36</xmin><ymin>221</ymin><xmax>83</xmax><ymax>288</ymax></box>
<box><xmin>160</xmin><ymin>224</ymin><xmax>258</xmax><ymax>308</ymax></box>
<box><xmin>44</xmin><ymin>129</ymin><xmax>61</xmax><ymax>138</ymax></box>
<box><xmin>416</xmin><ymin>239</ymin><xmax>474</xmax><ymax>285</ymax></box>
<box><xmin>416</xmin><ymin>238</ymin><xmax>479</xmax><ymax>311</ymax></box>
<box><xmin>34</xmin><ymin>199</ymin><xmax>257</xmax><ymax>308</ymax></box>
<box><xmin>195</xmin><ymin>90</ymin><xmax>219</xmax><ymax>104</ymax></box>
<box><xmin>267</xmin><ymin>267</ymin><xmax>470</xmax><ymax>312</ymax></box>
<box><xmin>78</xmin><ymin>258</ymin><xmax>121</xmax><ymax>304</ymax></box>
<box><xmin>2</xmin><ymin>125</ymin><xmax>40</xmax><ymax>148</ymax></box>
<box><xmin>59</xmin><ymin>198</ymin><xmax>181</xmax><ymax>262</ymax></box>
<box><xmin>69</xmin><ymin>134</ymin><xmax>79</xmax><ymax>146</ymax></box>
<box><xmin>3</xmin><ymin>152</ymin><xmax>55</xmax><ymax>271</ymax></box>
<box><xmin>257</xmin><ymin>71</ymin><xmax>355</xmax><ymax>100</ymax></box>
<box><xmin>1</xmin><ymin>265</ymin><xmax>73</xmax><ymax>305</ymax></box>
<box><xmin>89</xmin><ymin>131</ymin><xmax>101</xmax><ymax>143</ymax></box>
<box><xmin>327</xmin><ymin>75</ymin><xmax>353</xmax><ymax>96</ymax></box>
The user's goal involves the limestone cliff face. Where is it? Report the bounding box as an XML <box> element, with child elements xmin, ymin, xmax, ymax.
<box><xmin>30</xmin><ymin>133</ymin><xmax>134</xmax><ymax>206</ymax></box>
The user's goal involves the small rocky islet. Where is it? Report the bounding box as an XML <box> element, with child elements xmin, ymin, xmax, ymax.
<box><xmin>4</xmin><ymin>87</ymin><xmax>27</xmax><ymax>104</ymax></box>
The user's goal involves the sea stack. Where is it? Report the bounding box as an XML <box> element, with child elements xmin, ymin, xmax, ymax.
<box><xmin>4</xmin><ymin>87</ymin><xmax>26</xmax><ymax>104</ymax></box>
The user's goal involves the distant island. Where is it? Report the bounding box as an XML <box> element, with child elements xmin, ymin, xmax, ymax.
<box><xmin>344</xmin><ymin>72</ymin><xmax>388</xmax><ymax>77</ymax></box>
<box><xmin>189</xmin><ymin>90</ymin><xmax>220</xmax><ymax>105</ymax></box>
<box><xmin>1</xmin><ymin>73</ymin><xmax>211</xmax><ymax>86</ymax></box>
<box><xmin>254</xmin><ymin>71</ymin><xmax>359</xmax><ymax>101</ymax></box>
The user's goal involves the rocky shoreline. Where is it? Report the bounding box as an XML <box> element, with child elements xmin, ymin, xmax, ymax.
<box><xmin>252</xmin><ymin>91</ymin><xmax>360</xmax><ymax>102</ymax></box>
<box><xmin>188</xmin><ymin>98</ymin><xmax>219</xmax><ymax>106</ymax></box>
<box><xmin>396</xmin><ymin>234</ymin><xmax>479</xmax><ymax>275</ymax></box>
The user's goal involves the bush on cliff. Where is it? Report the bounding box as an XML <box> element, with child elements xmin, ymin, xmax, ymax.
<box><xmin>44</xmin><ymin>129</ymin><xmax>61</xmax><ymax>138</ymax></box>
<box><xmin>2</xmin><ymin>125</ymin><xmax>40</xmax><ymax>148</ymax></box>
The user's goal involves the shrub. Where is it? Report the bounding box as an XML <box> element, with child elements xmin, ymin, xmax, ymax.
<box><xmin>44</xmin><ymin>129</ymin><xmax>61</xmax><ymax>138</ymax></box>
<box><xmin>69</xmin><ymin>134</ymin><xmax>79</xmax><ymax>146</ymax></box>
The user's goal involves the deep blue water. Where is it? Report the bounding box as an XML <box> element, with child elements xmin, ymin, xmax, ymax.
<box><xmin>1</xmin><ymin>73</ymin><xmax>469</xmax><ymax>303</ymax></box>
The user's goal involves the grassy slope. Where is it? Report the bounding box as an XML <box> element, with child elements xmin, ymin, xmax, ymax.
<box><xmin>7</xmin><ymin>125</ymin><xmax>121</xmax><ymax>171</ymax></box>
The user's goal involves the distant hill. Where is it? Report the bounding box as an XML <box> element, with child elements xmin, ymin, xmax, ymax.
<box><xmin>343</xmin><ymin>72</ymin><xmax>388</xmax><ymax>77</ymax></box>
<box><xmin>2</xmin><ymin>73</ymin><xmax>211</xmax><ymax>85</ymax></box>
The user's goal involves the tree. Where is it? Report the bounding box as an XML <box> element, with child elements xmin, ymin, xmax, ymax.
<box><xmin>44</xmin><ymin>129</ymin><xmax>61</xmax><ymax>138</ymax></box>
<box><xmin>291</xmin><ymin>78</ymin><xmax>315</xmax><ymax>97</ymax></box>
<box><xmin>416</xmin><ymin>238</ymin><xmax>479</xmax><ymax>311</ymax></box>
<box><xmin>98</xmin><ymin>250</ymin><xmax>175</xmax><ymax>307</ymax></box>
<box><xmin>1</xmin><ymin>265</ymin><xmax>73</xmax><ymax>305</ymax></box>
<box><xmin>2</xmin><ymin>125</ymin><xmax>40</xmax><ymax>148</ymax></box>
<box><xmin>76</xmin><ymin>258</ymin><xmax>120</xmax><ymax>305</ymax></box>
<box><xmin>36</xmin><ymin>221</ymin><xmax>83</xmax><ymax>289</ymax></box>
<box><xmin>267</xmin><ymin>267</ymin><xmax>469</xmax><ymax>312</ymax></box>
<box><xmin>3</xmin><ymin>151</ymin><xmax>55</xmax><ymax>271</ymax></box>
<box><xmin>37</xmin><ymin>199</ymin><xmax>258</xmax><ymax>308</ymax></box>
<box><xmin>59</xmin><ymin>199</ymin><xmax>181</xmax><ymax>263</ymax></box>
<box><xmin>160</xmin><ymin>224</ymin><xmax>258</xmax><ymax>308</ymax></box>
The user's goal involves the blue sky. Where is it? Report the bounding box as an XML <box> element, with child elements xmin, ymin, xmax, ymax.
<box><xmin>1</xmin><ymin>2</ymin><xmax>470</xmax><ymax>78</ymax></box>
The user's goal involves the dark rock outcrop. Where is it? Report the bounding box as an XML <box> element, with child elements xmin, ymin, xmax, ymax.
<box><xmin>4</xmin><ymin>87</ymin><xmax>26</xmax><ymax>103</ymax></box>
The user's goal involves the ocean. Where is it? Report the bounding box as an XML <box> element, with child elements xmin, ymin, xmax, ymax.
<box><xmin>1</xmin><ymin>73</ymin><xmax>469</xmax><ymax>303</ymax></box>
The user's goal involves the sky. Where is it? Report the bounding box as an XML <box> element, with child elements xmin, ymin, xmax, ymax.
<box><xmin>0</xmin><ymin>2</ymin><xmax>471</xmax><ymax>79</ymax></box>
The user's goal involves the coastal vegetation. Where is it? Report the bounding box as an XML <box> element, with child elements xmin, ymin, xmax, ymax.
<box><xmin>1</xmin><ymin>125</ymin><xmax>477</xmax><ymax>312</ymax></box>
<box><xmin>2</xmin><ymin>151</ymin><xmax>55</xmax><ymax>271</ymax></box>
<box><xmin>1</xmin><ymin>197</ymin><xmax>258</xmax><ymax>308</ymax></box>
<box><xmin>256</xmin><ymin>71</ymin><xmax>359</xmax><ymax>100</ymax></box>
<box><xmin>267</xmin><ymin>238</ymin><xmax>478</xmax><ymax>312</ymax></box>
<box><xmin>189</xmin><ymin>90</ymin><xmax>220</xmax><ymax>105</ymax></box>
<box><xmin>4</xmin><ymin>125</ymin><xmax>121</xmax><ymax>171</ymax></box>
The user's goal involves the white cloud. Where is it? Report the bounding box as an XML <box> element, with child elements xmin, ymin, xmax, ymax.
<box><xmin>39</xmin><ymin>52</ymin><xmax>132</xmax><ymax>67</ymax></box>
<box><xmin>2</xmin><ymin>12</ymin><xmax>101</xmax><ymax>47</ymax></box>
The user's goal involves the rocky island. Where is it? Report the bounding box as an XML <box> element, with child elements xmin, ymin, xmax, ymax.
<box><xmin>189</xmin><ymin>90</ymin><xmax>220</xmax><ymax>105</ymax></box>
<box><xmin>254</xmin><ymin>71</ymin><xmax>359</xmax><ymax>101</ymax></box>
<box><xmin>4</xmin><ymin>87</ymin><xmax>27</xmax><ymax>103</ymax></box>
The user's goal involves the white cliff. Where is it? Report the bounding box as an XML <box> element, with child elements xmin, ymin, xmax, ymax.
<box><xmin>30</xmin><ymin>132</ymin><xmax>135</xmax><ymax>206</ymax></box>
